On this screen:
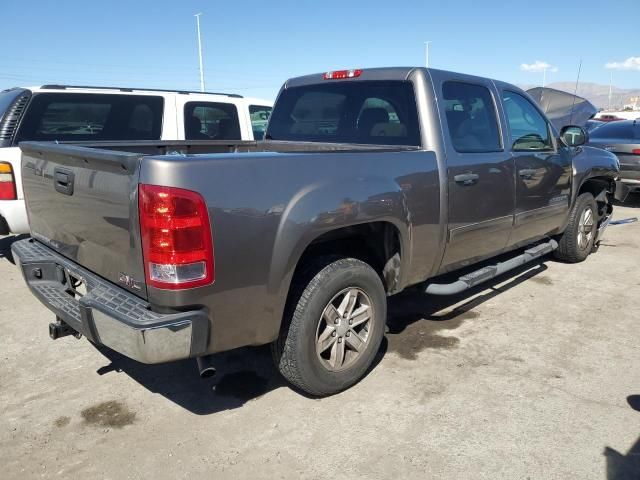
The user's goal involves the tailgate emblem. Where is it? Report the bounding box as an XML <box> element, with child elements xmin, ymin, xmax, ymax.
<box><xmin>119</xmin><ymin>273</ymin><xmax>142</xmax><ymax>291</ymax></box>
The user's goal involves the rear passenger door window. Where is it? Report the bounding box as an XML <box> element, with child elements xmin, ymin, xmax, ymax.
<box><xmin>184</xmin><ymin>102</ymin><xmax>241</xmax><ymax>140</ymax></box>
<box><xmin>442</xmin><ymin>81</ymin><xmax>502</xmax><ymax>153</ymax></box>
<box><xmin>502</xmin><ymin>91</ymin><xmax>553</xmax><ymax>151</ymax></box>
<box><xmin>249</xmin><ymin>105</ymin><xmax>272</xmax><ymax>140</ymax></box>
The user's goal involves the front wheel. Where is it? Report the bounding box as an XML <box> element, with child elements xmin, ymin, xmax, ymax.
<box><xmin>272</xmin><ymin>257</ymin><xmax>386</xmax><ymax>396</ymax></box>
<box><xmin>553</xmin><ymin>192</ymin><xmax>598</xmax><ymax>263</ymax></box>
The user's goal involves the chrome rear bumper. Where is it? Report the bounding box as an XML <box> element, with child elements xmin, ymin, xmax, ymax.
<box><xmin>12</xmin><ymin>238</ymin><xmax>209</xmax><ymax>364</ymax></box>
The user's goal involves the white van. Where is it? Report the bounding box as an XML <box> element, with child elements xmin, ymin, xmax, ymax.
<box><xmin>0</xmin><ymin>85</ymin><xmax>272</xmax><ymax>234</ymax></box>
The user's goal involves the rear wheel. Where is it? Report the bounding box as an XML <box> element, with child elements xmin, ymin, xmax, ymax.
<box><xmin>272</xmin><ymin>257</ymin><xmax>386</xmax><ymax>396</ymax></box>
<box><xmin>554</xmin><ymin>193</ymin><xmax>598</xmax><ymax>263</ymax></box>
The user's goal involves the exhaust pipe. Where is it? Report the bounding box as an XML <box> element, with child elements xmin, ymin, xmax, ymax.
<box><xmin>196</xmin><ymin>355</ymin><xmax>217</xmax><ymax>379</ymax></box>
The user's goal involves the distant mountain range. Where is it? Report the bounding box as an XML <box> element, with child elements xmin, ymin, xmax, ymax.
<box><xmin>520</xmin><ymin>82</ymin><xmax>640</xmax><ymax>110</ymax></box>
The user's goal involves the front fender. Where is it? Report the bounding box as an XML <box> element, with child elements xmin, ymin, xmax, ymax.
<box><xmin>268</xmin><ymin>175</ymin><xmax>411</xmax><ymax>298</ymax></box>
<box><xmin>571</xmin><ymin>145</ymin><xmax>619</xmax><ymax>205</ymax></box>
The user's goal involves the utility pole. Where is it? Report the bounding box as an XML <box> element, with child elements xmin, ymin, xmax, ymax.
<box><xmin>608</xmin><ymin>71</ymin><xmax>613</xmax><ymax>111</ymax></box>
<box><xmin>195</xmin><ymin>13</ymin><xmax>205</xmax><ymax>92</ymax></box>
<box><xmin>542</xmin><ymin>67</ymin><xmax>547</xmax><ymax>88</ymax></box>
<box><xmin>424</xmin><ymin>41</ymin><xmax>431</xmax><ymax>68</ymax></box>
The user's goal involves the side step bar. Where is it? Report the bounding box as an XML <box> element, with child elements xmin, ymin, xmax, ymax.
<box><xmin>425</xmin><ymin>239</ymin><xmax>558</xmax><ymax>296</ymax></box>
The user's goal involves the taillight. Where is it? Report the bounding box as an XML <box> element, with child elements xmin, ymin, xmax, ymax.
<box><xmin>323</xmin><ymin>69</ymin><xmax>362</xmax><ymax>80</ymax></box>
<box><xmin>0</xmin><ymin>162</ymin><xmax>16</xmax><ymax>200</ymax></box>
<box><xmin>138</xmin><ymin>184</ymin><xmax>214</xmax><ymax>290</ymax></box>
<box><xmin>632</xmin><ymin>149</ymin><xmax>640</xmax><ymax>155</ymax></box>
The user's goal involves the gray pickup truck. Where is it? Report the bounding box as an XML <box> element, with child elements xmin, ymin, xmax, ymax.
<box><xmin>12</xmin><ymin>67</ymin><xmax>619</xmax><ymax>396</ymax></box>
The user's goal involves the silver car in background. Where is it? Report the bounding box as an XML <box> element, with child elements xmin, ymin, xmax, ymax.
<box><xmin>588</xmin><ymin>120</ymin><xmax>640</xmax><ymax>198</ymax></box>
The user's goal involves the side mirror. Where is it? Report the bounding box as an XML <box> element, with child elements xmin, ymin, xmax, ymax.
<box><xmin>560</xmin><ymin>125</ymin><xmax>587</xmax><ymax>147</ymax></box>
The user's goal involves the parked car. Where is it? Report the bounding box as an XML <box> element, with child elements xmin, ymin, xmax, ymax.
<box><xmin>596</xmin><ymin>114</ymin><xmax>625</xmax><ymax>123</ymax></box>
<box><xmin>585</xmin><ymin>119</ymin><xmax>605</xmax><ymax>133</ymax></box>
<box><xmin>0</xmin><ymin>85</ymin><xmax>272</xmax><ymax>235</ymax></box>
<box><xmin>588</xmin><ymin>119</ymin><xmax>640</xmax><ymax>197</ymax></box>
<box><xmin>12</xmin><ymin>67</ymin><xmax>619</xmax><ymax>396</ymax></box>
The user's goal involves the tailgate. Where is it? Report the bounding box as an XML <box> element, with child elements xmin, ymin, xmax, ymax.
<box><xmin>20</xmin><ymin>142</ymin><xmax>148</xmax><ymax>299</ymax></box>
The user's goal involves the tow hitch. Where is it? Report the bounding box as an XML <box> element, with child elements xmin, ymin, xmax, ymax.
<box><xmin>49</xmin><ymin>316</ymin><xmax>81</xmax><ymax>340</ymax></box>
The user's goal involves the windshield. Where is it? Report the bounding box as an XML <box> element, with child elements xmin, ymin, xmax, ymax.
<box><xmin>266</xmin><ymin>81</ymin><xmax>421</xmax><ymax>146</ymax></box>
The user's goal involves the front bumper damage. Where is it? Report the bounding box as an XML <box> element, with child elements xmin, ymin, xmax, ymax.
<box><xmin>12</xmin><ymin>238</ymin><xmax>209</xmax><ymax>364</ymax></box>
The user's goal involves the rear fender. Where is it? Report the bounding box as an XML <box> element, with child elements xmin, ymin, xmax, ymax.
<box><xmin>268</xmin><ymin>175</ymin><xmax>411</xmax><ymax>313</ymax></box>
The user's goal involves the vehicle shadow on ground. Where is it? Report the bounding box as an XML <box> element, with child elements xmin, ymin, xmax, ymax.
<box><xmin>94</xmin><ymin>256</ymin><xmax>550</xmax><ymax>415</ymax></box>
<box><xmin>603</xmin><ymin>397</ymin><xmax>640</xmax><ymax>479</ymax></box>
<box><xmin>0</xmin><ymin>234</ymin><xmax>27</xmax><ymax>264</ymax></box>
<box><xmin>385</xmin><ymin>260</ymin><xmax>548</xmax><ymax>360</ymax></box>
<box><xmin>94</xmin><ymin>339</ymin><xmax>388</xmax><ymax>415</ymax></box>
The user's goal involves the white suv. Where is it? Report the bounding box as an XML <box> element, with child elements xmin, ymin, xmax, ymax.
<box><xmin>0</xmin><ymin>85</ymin><xmax>272</xmax><ymax>234</ymax></box>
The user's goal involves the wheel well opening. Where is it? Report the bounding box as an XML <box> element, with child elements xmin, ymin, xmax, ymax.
<box><xmin>294</xmin><ymin>222</ymin><xmax>403</xmax><ymax>294</ymax></box>
<box><xmin>579</xmin><ymin>177</ymin><xmax>612</xmax><ymax>198</ymax></box>
<box><xmin>579</xmin><ymin>177</ymin><xmax>614</xmax><ymax>218</ymax></box>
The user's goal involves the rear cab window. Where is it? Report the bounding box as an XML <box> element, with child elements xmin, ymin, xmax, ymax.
<box><xmin>184</xmin><ymin>102</ymin><xmax>241</xmax><ymax>140</ymax></box>
<box><xmin>442</xmin><ymin>81</ymin><xmax>502</xmax><ymax>153</ymax></box>
<box><xmin>16</xmin><ymin>93</ymin><xmax>164</xmax><ymax>142</ymax></box>
<box><xmin>249</xmin><ymin>105</ymin><xmax>272</xmax><ymax>140</ymax></box>
<box><xmin>266</xmin><ymin>81</ymin><xmax>421</xmax><ymax>146</ymax></box>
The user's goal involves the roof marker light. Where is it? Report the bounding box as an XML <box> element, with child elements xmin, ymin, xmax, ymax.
<box><xmin>323</xmin><ymin>69</ymin><xmax>363</xmax><ymax>80</ymax></box>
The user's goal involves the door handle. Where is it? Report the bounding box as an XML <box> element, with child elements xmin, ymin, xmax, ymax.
<box><xmin>454</xmin><ymin>173</ymin><xmax>479</xmax><ymax>186</ymax></box>
<box><xmin>54</xmin><ymin>167</ymin><xmax>75</xmax><ymax>196</ymax></box>
<box><xmin>519</xmin><ymin>169</ymin><xmax>537</xmax><ymax>180</ymax></box>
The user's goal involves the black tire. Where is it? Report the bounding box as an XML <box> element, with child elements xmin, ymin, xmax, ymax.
<box><xmin>272</xmin><ymin>257</ymin><xmax>387</xmax><ymax>396</ymax></box>
<box><xmin>553</xmin><ymin>192</ymin><xmax>598</xmax><ymax>263</ymax></box>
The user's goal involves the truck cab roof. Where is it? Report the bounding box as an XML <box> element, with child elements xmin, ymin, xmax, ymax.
<box><xmin>284</xmin><ymin>66</ymin><xmax>522</xmax><ymax>91</ymax></box>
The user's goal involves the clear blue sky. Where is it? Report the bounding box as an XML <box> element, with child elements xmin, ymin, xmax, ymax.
<box><xmin>2</xmin><ymin>0</ymin><xmax>639</xmax><ymax>100</ymax></box>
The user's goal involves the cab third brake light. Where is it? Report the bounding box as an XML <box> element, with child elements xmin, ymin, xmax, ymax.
<box><xmin>323</xmin><ymin>69</ymin><xmax>363</xmax><ymax>80</ymax></box>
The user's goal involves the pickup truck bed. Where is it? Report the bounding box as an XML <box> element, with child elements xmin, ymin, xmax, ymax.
<box><xmin>17</xmin><ymin>138</ymin><xmax>434</xmax><ymax>360</ymax></box>
<box><xmin>13</xmin><ymin>67</ymin><xmax>619</xmax><ymax>396</ymax></box>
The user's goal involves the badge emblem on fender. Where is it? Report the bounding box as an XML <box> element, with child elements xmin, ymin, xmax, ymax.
<box><xmin>119</xmin><ymin>273</ymin><xmax>142</xmax><ymax>291</ymax></box>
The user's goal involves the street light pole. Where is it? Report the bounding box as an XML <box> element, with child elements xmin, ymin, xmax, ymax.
<box><xmin>608</xmin><ymin>71</ymin><xmax>613</xmax><ymax>111</ymax></box>
<box><xmin>424</xmin><ymin>41</ymin><xmax>431</xmax><ymax>68</ymax></box>
<box><xmin>195</xmin><ymin>13</ymin><xmax>205</xmax><ymax>92</ymax></box>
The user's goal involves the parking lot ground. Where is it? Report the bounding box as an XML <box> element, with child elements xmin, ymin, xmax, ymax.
<box><xmin>1</xmin><ymin>198</ymin><xmax>639</xmax><ymax>480</ymax></box>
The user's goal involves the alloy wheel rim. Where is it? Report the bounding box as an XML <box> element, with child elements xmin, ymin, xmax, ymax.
<box><xmin>577</xmin><ymin>207</ymin><xmax>595</xmax><ymax>250</ymax></box>
<box><xmin>315</xmin><ymin>288</ymin><xmax>374</xmax><ymax>372</ymax></box>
